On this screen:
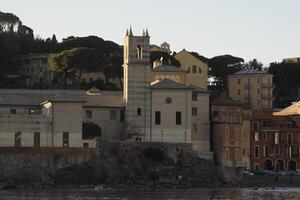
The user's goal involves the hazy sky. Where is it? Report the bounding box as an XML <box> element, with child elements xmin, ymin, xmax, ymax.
<box><xmin>2</xmin><ymin>0</ymin><xmax>300</xmax><ymax>65</ymax></box>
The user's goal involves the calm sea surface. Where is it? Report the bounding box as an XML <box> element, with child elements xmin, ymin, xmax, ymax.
<box><xmin>1</xmin><ymin>188</ymin><xmax>300</xmax><ymax>200</ymax></box>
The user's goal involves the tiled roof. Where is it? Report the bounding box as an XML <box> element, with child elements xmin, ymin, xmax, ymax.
<box><xmin>211</xmin><ymin>93</ymin><xmax>241</xmax><ymax>106</ymax></box>
<box><xmin>233</xmin><ymin>69</ymin><xmax>270</xmax><ymax>75</ymax></box>
<box><xmin>151</xmin><ymin>78</ymin><xmax>193</xmax><ymax>90</ymax></box>
<box><xmin>0</xmin><ymin>89</ymin><xmax>124</xmax><ymax>107</ymax></box>
<box><xmin>152</xmin><ymin>64</ymin><xmax>186</xmax><ymax>72</ymax></box>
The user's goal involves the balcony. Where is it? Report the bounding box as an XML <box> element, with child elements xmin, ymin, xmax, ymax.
<box><xmin>222</xmin><ymin>160</ymin><xmax>247</xmax><ymax>167</ymax></box>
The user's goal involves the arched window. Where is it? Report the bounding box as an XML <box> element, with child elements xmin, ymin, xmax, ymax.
<box><xmin>198</xmin><ymin>67</ymin><xmax>202</xmax><ymax>74</ymax></box>
<box><xmin>136</xmin><ymin>44</ymin><xmax>142</xmax><ymax>59</ymax></box>
<box><xmin>137</xmin><ymin>108</ymin><xmax>142</xmax><ymax>116</ymax></box>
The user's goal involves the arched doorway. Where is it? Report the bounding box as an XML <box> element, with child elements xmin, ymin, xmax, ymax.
<box><xmin>288</xmin><ymin>160</ymin><xmax>297</xmax><ymax>171</ymax></box>
<box><xmin>275</xmin><ymin>160</ymin><xmax>284</xmax><ymax>171</ymax></box>
<box><xmin>264</xmin><ymin>159</ymin><xmax>273</xmax><ymax>170</ymax></box>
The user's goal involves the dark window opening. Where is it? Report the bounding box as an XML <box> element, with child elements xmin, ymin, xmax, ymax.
<box><xmin>155</xmin><ymin>111</ymin><xmax>161</xmax><ymax>125</ymax></box>
<box><xmin>63</xmin><ymin>132</ymin><xmax>69</xmax><ymax>148</ymax></box>
<box><xmin>176</xmin><ymin>111</ymin><xmax>182</xmax><ymax>125</ymax></box>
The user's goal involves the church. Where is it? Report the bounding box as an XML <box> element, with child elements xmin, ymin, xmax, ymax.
<box><xmin>122</xmin><ymin>28</ymin><xmax>211</xmax><ymax>158</ymax></box>
<box><xmin>0</xmin><ymin>28</ymin><xmax>212</xmax><ymax>159</ymax></box>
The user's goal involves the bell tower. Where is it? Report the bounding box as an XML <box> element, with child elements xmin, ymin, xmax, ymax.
<box><xmin>123</xmin><ymin>28</ymin><xmax>151</xmax><ymax>140</ymax></box>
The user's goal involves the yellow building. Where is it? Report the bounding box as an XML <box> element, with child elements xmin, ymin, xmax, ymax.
<box><xmin>227</xmin><ymin>69</ymin><xmax>273</xmax><ymax>110</ymax></box>
<box><xmin>174</xmin><ymin>49</ymin><xmax>208</xmax><ymax>89</ymax></box>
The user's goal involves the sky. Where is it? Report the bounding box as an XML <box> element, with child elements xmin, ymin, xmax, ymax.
<box><xmin>2</xmin><ymin>0</ymin><xmax>300</xmax><ymax>66</ymax></box>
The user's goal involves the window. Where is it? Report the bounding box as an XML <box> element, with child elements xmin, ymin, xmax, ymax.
<box><xmin>263</xmin><ymin>146</ymin><xmax>268</xmax><ymax>157</ymax></box>
<box><xmin>176</xmin><ymin>111</ymin><xmax>182</xmax><ymax>125</ymax></box>
<box><xmin>198</xmin><ymin>67</ymin><xmax>202</xmax><ymax>74</ymax></box>
<box><xmin>34</xmin><ymin>132</ymin><xmax>40</xmax><ymax>148</ymax></box>
<box><xmin>192</xmin><ymin>65</ymin><xmax>197</xmax><ymax>73</ymax></box>
<box><xmin>83</xmin><ymin>143</ymin><xmax>89</xmax><ymax>148</ymax></box>
<box><xmin>136</xmin><ymin>44</ymin><xmax>142</xmax><ymax>59</ymax></box>
<box><xmin>192</xmin><ymin>92</ymin><xmax>197</xmax><ymax>101</ymax></box>
<box><xmin>192</xmin><ymin>107</ymin><xmax>197</xmax><ymax>116</ymax></box>
<box><xmin>120</xmin><ymin>110</ymin><xmax>125</xmax><ymax>122</ymax></box>
<box><xmin>137</xmin><ymin>108</ymin><xmax>142</xmax><ymax>116</ymax></box>
<box><xmin>10</xmin><ymin>108</ymin><xmax>16</xmax><ymax>114</ymax></box>
<box><xmin>263</xmin><ymin>133</ymin><xmax>267</xmax><ymax>141</ymax></box>
<box><xmin>15</xmin><ymin>132</ymin><xmax>21</xmax><ymax>147</ymax></box>
<box><xmin>254</xmin><ymin>146</ymin><xmax>259</xmax><ymax>158</ymax></box>
<box><xmin>192</xmin><ymin>124</ymin><xmax>197</xmax><ymax>133</ymax></box>
<box><xmin>63</xmin><ymin>132</ymin><xmax>69</xmax><ymax>148</ymax></box>
<box><xmin>275</xmin><ymin>146</ymin><xmax>280</xmax><ymax>154</ymax></box>
<box><xmin>237</xmin><ymin>89</ymin><xmax>241</xmax><ymax>95</ymax></box>
<box><xmin>274</xmin><ymin>132</ymin><xmax>280</xmax><ymax>144</ymax></box>
<box><xmin>155</xmin><ymin>111</ymin><xmax>161</xmax><ymax>125</ymax></box>
<box><xmin>288</xmin><ymin>133</ymin><xmax>293</xmax><ymax>145</ymax></box>
<box><xmin>254</xmin><ymin>132</ymin><xmax>259</xmax><ymax>141</ymax></box>
<box><xmin>252</xmin><ymin>122</ymin><xmax>258</xmax><ymax>132</ymax></box>
<box><xmin>86</xmin><ymin>110</ymin><xmax>92</xmax><ymax>119</ymax></box>
<box><xmin>110</xmin><ymin>110</ymin><xmax>117</xmax><ymax>119</ymax></box>
<box><xmin>212</xmin><ymin>111</ymin><xmax>219</xmax><ymax>119</ymax></box>
<box><xmin>257</xmin><ymin>77</ymin><xmax>260</xmax><ymax>83</ymax></box>
<box><xmin>257</xmin><ymin>88</ymin><xmax>260</xmax><ymax>94</ymax></box>
<box><xmin>238</xmin><ymin>79</ymin><xmax>241</xmax><ymax>84</ymax></box>
<box><xmin>288</xmin><ymin>146</ymin><xmax>292</xmax><ymax>158</ymax></box>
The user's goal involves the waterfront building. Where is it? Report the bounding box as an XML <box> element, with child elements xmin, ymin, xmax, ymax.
<box><xmin>211</xmin><ymin>93</ymin><xmax>251</xmax><ymax>169</ymax></box>
<box><xmin>0</xmin><ymin>29</ymin><xmax>212</xmax><ymax>159</ymax></box>
<box><xmin>227</xmin><ymin>69</ymin><xmax>273</xmax><ymax>110</ymax></box>
<box><xmin>250</xmin><ymin>110</ymin><xmax>300</xmax><ymax>171</ymax></box>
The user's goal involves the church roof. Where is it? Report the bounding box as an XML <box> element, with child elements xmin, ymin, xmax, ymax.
<box><xmin>152</xmin><ymin>64</ymin><xmax>186</xmax><ymax>72</ymax></box>
<box><xmin>151</xmin><ymin>78</ymin><xmax>193</xmax><ymax>90</ymax></box>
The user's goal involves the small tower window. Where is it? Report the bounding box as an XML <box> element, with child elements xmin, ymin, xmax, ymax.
<box><xmin>136</xmin><ymin>44</ymin><xmax>142</xmax><ymax>59</ymax></box>
<box><xmin>137</xmin><ymin>108</ymin><xmax>142</xmax><ymax>116</ymax></box>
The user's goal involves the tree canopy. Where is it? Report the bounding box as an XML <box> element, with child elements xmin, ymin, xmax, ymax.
<box><xmin>208</xmin><ymin>55</ymin><xmax>244</xmax><ymax>88</ymax></box>
<box><xmin>49</xmin><ymin>47</ymin><xmax>102</xmax><ymax>89</ymax></box>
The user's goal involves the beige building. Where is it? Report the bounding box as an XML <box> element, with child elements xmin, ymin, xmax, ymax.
<box><xmin>174</xmin><ymin>49</ymin><xmax>209</xmax><ymax>89</ymax></box>
<box><xmin>282</xmin><ymin>57</ymin><xmax>300</xmax><ymax>64</ymax></box>
<box><xmin>17</xmin><ymin>53</ymin><xmax>55</xmax><ymax>88</ymax></box>
<box><xmin>227</xmin><ymin>69</ymin><xmax>273</xmax><ymax>110</ymax></box>
<box><xmin>211</xmin><ymin>94</ymin><xmax>251</xmax><ymax>169</ymax></box>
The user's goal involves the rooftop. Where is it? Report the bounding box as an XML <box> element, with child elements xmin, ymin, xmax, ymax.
<box><xmin>152</xmin><ymin>64</ymin><xmax>186</xmax><ymax>72</ymax></box>
<box><xmin>232</xmin><ymin>69</ymin><xmax>271</xmax><ymax>75</ymax></box>
<box><xmin>151</xmin><ymin>78</ymin><xmax>193</xmax><ymax>90</ymax></box>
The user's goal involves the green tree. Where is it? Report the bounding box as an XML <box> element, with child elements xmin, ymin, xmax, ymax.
<box><xmin>0</xmin><ymin>11</ymin><xmax>21</xmax><ymax>33</ymax></box>
<box><xmin>243</xmin><ymin>59</ymin><xmax>263</xmax><ymax>71</ymax></box>
<box><xmin>49</xmin><ymin>47</ymin><xmax>102</xmax><ymax>89</ymax></box>
<box><xmin>208</xmin><ymin>55</ymin><xmax>244</xmax><ymax>88</ymax></box>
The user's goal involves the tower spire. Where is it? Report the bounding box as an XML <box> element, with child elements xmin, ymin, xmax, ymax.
<box><xmin>126</xmin><ymin>29</ymin><xmax>129</xmax><ymax>36</ymax></box>
<box><xmin>145</xmin><ymin>28</ymin><xmax>149</xmax><ymax>37</ymax></box>
<box><xmin>129</xmin><ymin>26</ymin><xmax>133</xmax><ymax>36</ymax></box>
<box><xmin>142</xmin><ymin>29</ymin><xmax>145</xmax><ymax>36</ymax></box>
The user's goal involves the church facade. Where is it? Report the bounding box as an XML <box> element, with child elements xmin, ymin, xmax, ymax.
<box><xmin>122</xmin><ymin>28</ymin><xmax>212</xmax><ymax>158</ymax></box>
